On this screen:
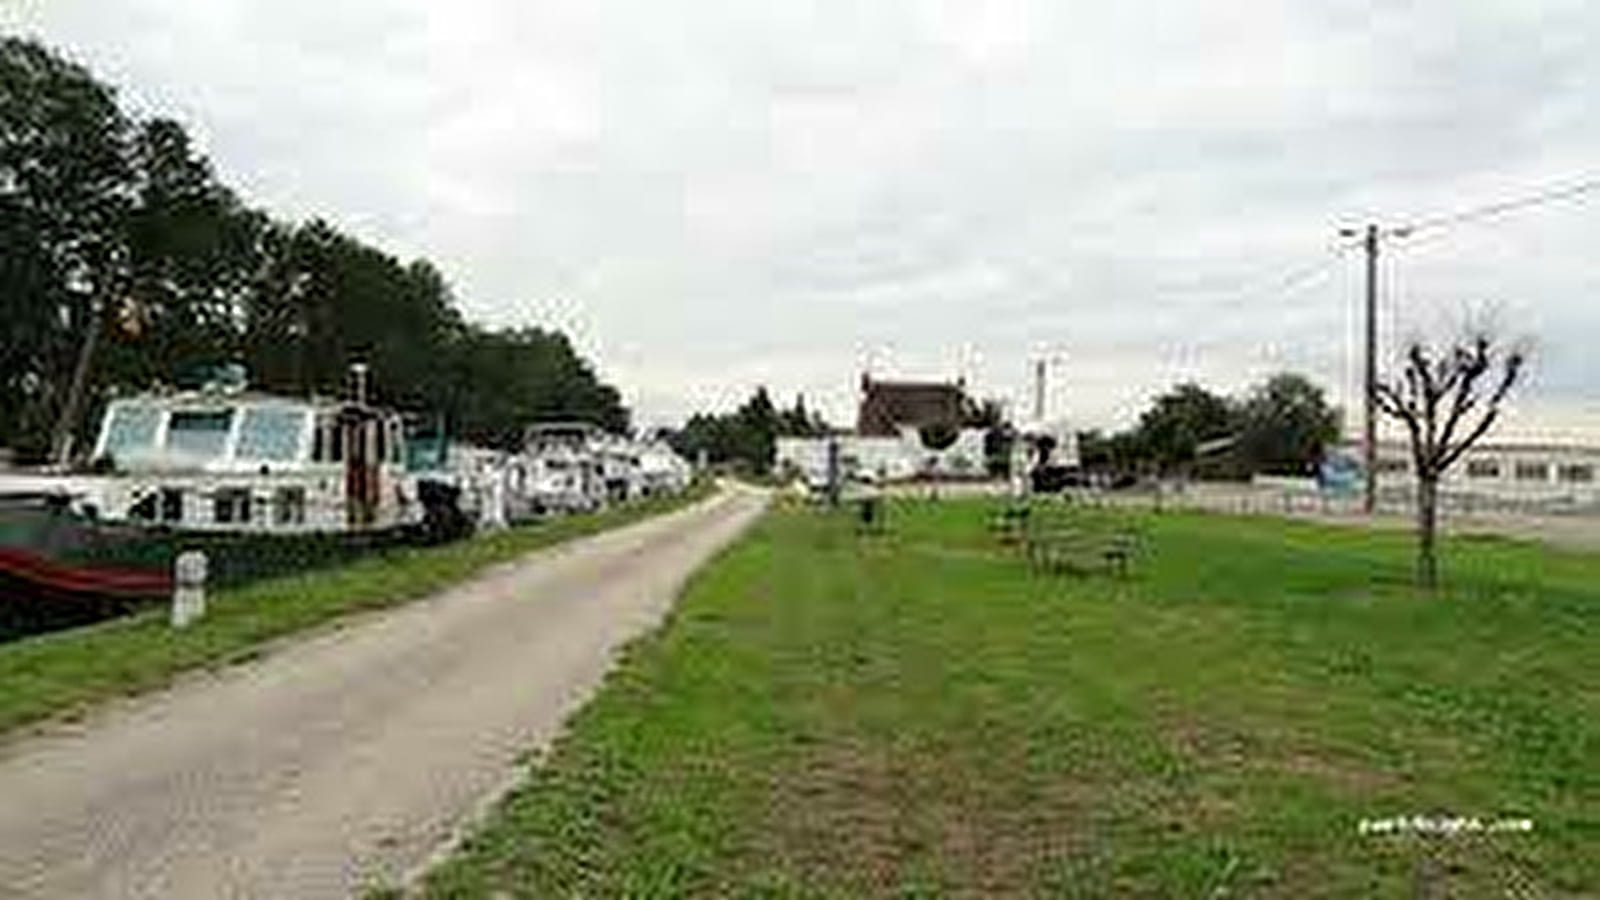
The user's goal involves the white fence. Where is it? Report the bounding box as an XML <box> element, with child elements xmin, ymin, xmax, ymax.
<box><xmin>1062</xmin><ymin>481</ymin><xmax>1600</xmax><ymax>521</ymax></box>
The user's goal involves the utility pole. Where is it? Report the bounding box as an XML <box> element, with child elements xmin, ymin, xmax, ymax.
<box><xmin>1339</xmin><ymin>223</ymin><xmax>1410</xmax><ymax>514</ymax></box>
<box><xmin>1360</xmin><ymin>224</ymin><xmax>1378</xmax><ymax>515</ymax></box>
<box><xmin>1034</xmin><ymin>359</ymin><xmax>1047</xmax><ymax>422</ymax></box>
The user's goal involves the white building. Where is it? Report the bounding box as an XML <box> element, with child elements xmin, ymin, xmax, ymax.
<box><xmin>1338</xmin><ymin>437</ymin><xmax>1600</xmax><ymax>506</ymax></box>
<box><xmin>776</xmin><ymin>425</ymin><xmax>989</xmax><ymax>486</ymax></box>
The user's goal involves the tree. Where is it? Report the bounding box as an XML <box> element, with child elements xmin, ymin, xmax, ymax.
<box><xmin>0</xmin><ymin>37</ymin><xmax>137</xmax><ymax>459</ymax></box>
<box><xmin>777</xmin><ymin>393</ymin><xmax>827</xmax><ymax>437</ymax></box>
<box><xmin>1375</xmin><ymin>334</ymin><xmax>1525</xmax><ymax>589</ymax></box>
<box><xmin>1134</xmin><ymin>383</ymin><xmax>1237</xmax><ymax>474</ymax></box>
<box><xmin>733</xmin><ymin>387</ymin><xmax>780</xmax><ymax>474</ymax></box>
<box><xmin>666</xmin><ymin>387</ymin><xmax>830</xmax><ymax>475</ymax></box>
<box><xmin>0</xmin><ymin>37</ymin><xmax>633</xmax><ymax>460</ymax></box>
<box><xmin>1235</xmin><ymin>372</ymin><xmax>1341</xmax><ymax>476</ymax></box>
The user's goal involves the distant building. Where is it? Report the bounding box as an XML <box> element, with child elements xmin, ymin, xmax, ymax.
<box><xmin>775</xmin><ymin>373</ymin><xmax>989</xmax><ymax>485</ymax></box>
<box><xmin>1333</xmin><ymin>437</ymin><xmax>1600</xmax><ymax>505</ymax></box>
<box><xmin>856</xmin><ymin>373</ymin><xmax>975</xmax><ymax>437</ymax></box>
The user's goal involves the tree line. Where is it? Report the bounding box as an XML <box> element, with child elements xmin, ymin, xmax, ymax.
<box><xmin>664</xmin><ymin>388</ymin><xmax>829</xmax><ymax>475</ymax></box>
<box><xmin>667</xmin><ymin>374</ymin><xmax>1341</xmax><ymax>479</ymax></box>
<box><xmin>1078</xmin><ymin>372</ymin><xmax>1342</xmax><ymax>480</ymax></box>
<box><xmin>1</xmin><ymin>37</ymin><xmax>626</xmax><ymax>462</ymax></box>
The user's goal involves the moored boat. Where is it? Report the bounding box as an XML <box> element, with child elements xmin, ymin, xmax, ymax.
<box><xmin>0</xmin><ymin>374</ymin><xmax>458</xmax><ymax>640</ymax></box>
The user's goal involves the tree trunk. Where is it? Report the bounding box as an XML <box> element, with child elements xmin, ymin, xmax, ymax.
<box><xmin>50</xmin><ymin>298</ymin><xmax>105</xmax><ymax>466</ymax></box>
<box><xmin>1416</xmin><ymin>475</ymin><xmax>1440</xmax><ymax>590</ymax></box>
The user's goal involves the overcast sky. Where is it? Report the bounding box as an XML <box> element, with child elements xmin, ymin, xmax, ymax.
<box><xmin>9</xmin><ymin>0</ymin><xmax>1599</xmax><ymax>435</ymax></box>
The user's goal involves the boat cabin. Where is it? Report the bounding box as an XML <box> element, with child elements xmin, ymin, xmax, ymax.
<box><xmin>88</xmin><ymin>392</ymin><xmax>416</xmax><ymax>533</ymax></box>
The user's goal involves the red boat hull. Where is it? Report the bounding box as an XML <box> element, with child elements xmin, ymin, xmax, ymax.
<box><xmin>0</xmin><ymin>546</ymin><xmax>172</xmax><ymax>601</ymax></box>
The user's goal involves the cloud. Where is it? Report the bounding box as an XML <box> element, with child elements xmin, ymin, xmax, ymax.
<box><xmin>14</xmin><ymin>0</ymin><xmax>1600</xmax><ymax>431</ymax></box>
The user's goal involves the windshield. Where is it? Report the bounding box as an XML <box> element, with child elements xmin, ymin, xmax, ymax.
<box><xmin>100</xmin><ymin>403</ymin><xmax>162</xmax><ymax>459</ymax></box>
<box><xmin>235</xmin><ymin>406</ymin><xmax>308</xmax><ymax>462</ymax></box>
<box><xmin>165</xmin><ymin>410</ymin><xmax>233</xmax><ymax>460</ymax></box>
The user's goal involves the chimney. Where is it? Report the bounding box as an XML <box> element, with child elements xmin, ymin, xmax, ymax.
<box><xmin>1034</xmin><ymin>359</ymin><xmax>1046</xmax><ymax>422</ymax></box>
<box><xmin>349</xmin><ymin>361</ymin><xmax>370</xmax><ymax>406</ymax></box>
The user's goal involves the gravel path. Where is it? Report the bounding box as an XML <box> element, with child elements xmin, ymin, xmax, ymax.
<box><xmin>0</xmin><ymin>485</ymin><xmax>767</xmax><ymax>899</ymax></box>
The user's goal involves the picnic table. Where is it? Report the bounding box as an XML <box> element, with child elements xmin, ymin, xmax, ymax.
<box><xmin>1024</xmin><ymin>524</ymin><xmax>1140</xmax><ymax>577</ymax></box>
<box><xmin>987</xmin><ymin>503</ymin><xmax>1032</xmax><ymax>545</ymax></box>
<box><xmin>991</xmin><ymin>500</ymin><xmax>1143</xmax><ymax>576</ymax></box>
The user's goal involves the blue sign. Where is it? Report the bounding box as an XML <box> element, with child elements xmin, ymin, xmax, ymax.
<box><xmin>1319</xmin><ymin>450</ymin><xmax>1363</xmax><ymax>495</ymax></box>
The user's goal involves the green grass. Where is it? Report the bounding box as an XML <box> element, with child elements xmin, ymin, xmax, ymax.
<box><xmin>0</xmin><ymin>480</ymin><xmax>716</xmax><ymax>739</ymax></box>
<box><xmin>417</xmin><ymin>496</ymin><xmax>1598</xmax><ymax>898</ymax></box>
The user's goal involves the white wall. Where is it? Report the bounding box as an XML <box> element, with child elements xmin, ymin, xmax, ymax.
<box><xmin>776</xmin><ymin>429</ymin><xmax>991</xmax><ymax>483</ymax></box>
<box><xmin>1340</xmin><ymin>440</ymin><xmax>1600</xmax><ymax>504</ymax></box>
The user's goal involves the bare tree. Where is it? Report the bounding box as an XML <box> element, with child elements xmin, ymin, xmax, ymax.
<box><xmin>1374</xmin><ymin>334</ymin><xmax>1525</xmax><ymax>589</ymax></box>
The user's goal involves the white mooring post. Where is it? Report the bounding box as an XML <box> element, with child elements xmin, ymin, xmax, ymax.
<box><xmin>171</xmin><ymin>550</ymin><xmax>209</xmax><ymax>629</ymax></box>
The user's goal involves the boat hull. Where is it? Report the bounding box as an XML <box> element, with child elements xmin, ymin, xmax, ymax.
<box><xmin>0</xmin><ymin>495</ymin><xmax>417</xmax><ymax>643</ymax></box>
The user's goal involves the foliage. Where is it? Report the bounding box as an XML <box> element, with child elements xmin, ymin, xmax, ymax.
<box><xmin>1133</xmin><ymin>382</ymin><xmax>1238</xmax><ymax>474</ymax></box>
<box><xmin>666</xmin><ymin>389</ymin><xmax>828</xmax><ymax>475</ymax></box>
<box><xmin>1236</xmin><ymin>372</ymin><xmax>1342</xmax><ymax>476</ymax></box>
<box><xmin>417</xmin><ymin>500</ymin><xmax>1599</xmax><ymax>896</ymax></box>
<box><xmin>1376</xmin><ymin>334</ymin><xmax>1526</xmax><ymax>588</ymax></box>
<box><xmin>0</xmin><ymin>37</ymin><xmax>626</xmax><ymax>459</ymax></box>
<box><xmin>917</xmin><ymin>421</ymin><xmax>959</xmax><ymax>451</ymax></box>
<box><xmin>1080</xmin><ymin>373</ymin><xmax>1340</xmax><ymax>479</ymax></box>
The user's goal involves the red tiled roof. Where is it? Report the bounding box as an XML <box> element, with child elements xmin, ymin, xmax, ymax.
<box><xmin>856</xmin><ymin>374</ymin><xmax>972</xmax><ymax>437</ymax></box>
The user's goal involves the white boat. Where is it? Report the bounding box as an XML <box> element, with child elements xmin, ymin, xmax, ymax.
<box><xmin>0</xmin><ymin>377</ymin><xmax>452</xmax><ymax>631</ymax></box>
<box><xmin>520</xmin><ymin>422</ymin><xmax>607</xmax><ymax>514</ymax></box>
<box><xmin>635</xmin><ymin>438</ymin><xmax>693</xmax><ymax>497</ymax></box>
<box><xmin>83</xmin><ymin>386</ymin><xmax>426</xmax><ymax>534</ymax></box>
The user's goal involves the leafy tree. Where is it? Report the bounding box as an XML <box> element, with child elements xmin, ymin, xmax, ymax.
<box><xmin>0</xmin><ymin>36</ymin><xmax>137</xmax><ymax>460</ymax></box>
<box><xmin>0</xmin><ymin>37</ymin><xmax>631</xmax><ymax>459</ymax></box>
<box><xmin>1235</xmin><ymin>372</ymin><xmax>1341</xmax><ymax>476</ymax></box>
<box><xmin>733</xmin><ymin>387</ymin><xmax>779</xmax><ymax>474</ymax></box>
<box><xmin>1376</xmin><ymin>335</ymin><xmax>1525</xmax><ymax>589</ymax></box>
<box><xmin>777</xmin><ymin>393</ymin><xmax>827</xmax><ymax>437</ymax></box>
<box><xmin>1134</xmin><ymin>382</ymin><xmax>1238</xmax><ymax>474</ymax></box>
<box><xmin>666</xmin><ymin>387</ymin><xmax>830</xmax><ymax>475</ymax></box>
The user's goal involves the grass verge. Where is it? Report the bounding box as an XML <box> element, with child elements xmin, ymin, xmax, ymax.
<box><xmin>416</xmin><ymin>495</ymin><xmax>1598</xmax><ymax>898</ymax></box>
<box><xmin>0</xmin><ymin>480</ymin><xmax>717</xmax><ymax>739</ymax></box>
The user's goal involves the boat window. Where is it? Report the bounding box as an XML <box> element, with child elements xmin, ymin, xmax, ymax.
<box><xmin>167</xmin><ymin>410</ymin><xmax>234</xmax><ymax>460</ymax></box>
<box><xmin>160</xmin><ymin>488</ymin><xmax>184</xmax><ymax>522</ymax></box>
<box><xmin>275</xmin><ymin>487</ymin><xmax>307</xmax><ymax>524</ymax></box>
<box><xmin>130</xmin><ymin>493</ymin><xmax>158</xmax><ymax>521</ymax></box>
<box><xmin>324</xmin><ymin>422</ymin><xmax>344</xmax><ymax>462</ymax></box>
<box><xmin>1559</xmin><ymin>463</ymin><xmax>1593</xmax><ymax>483</ymax></box>
<box><xmin>102</xmin><ymin>404</ymin><xmax>162</xmax><ymax>458</ymax></box>
<box><xmin>1515</xmin><ymin>461</ymin><xmax>1549</xmax><ymax>481</ymax></box>
<box><xmin>237</xmin><ymin>406</ymin><xmax>309</xmax><ymax>462</ymax></box>
<box><xmin>214</xmin><ymin>488</ymin><xmax>252</xmax><ymax>524</ymax></box>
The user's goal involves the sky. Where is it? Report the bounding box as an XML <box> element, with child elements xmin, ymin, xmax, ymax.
<box><xmin>7</xmin><ymin>0</ymin><xmax>1600</xmax><ymax>437</ymax></box>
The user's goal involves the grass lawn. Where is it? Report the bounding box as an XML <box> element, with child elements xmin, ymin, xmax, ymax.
<box><xmin>0</xmin><ymin>481</ymin><xmax>716</xmax><ymax>739</ymax></box>
<box><xmin>417</xmin><ymin>495</ymin><xmax>1598</xmax><ymax>898</ymax></box>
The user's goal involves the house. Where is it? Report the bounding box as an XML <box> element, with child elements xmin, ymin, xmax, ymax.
<box><xmin>856</xmin><ymin>374</ymin><xmax>974</xmax><ymax>437</ymax></box>
<box><xmin>775</xmin><ymin>373</ymin><xmax>989</xmax><ymax>485</ymax></box>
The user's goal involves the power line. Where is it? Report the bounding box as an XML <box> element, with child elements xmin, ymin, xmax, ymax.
<box><xmin>1204</xmin><ymin>244</ymin><xmax>1352</xmax><ymax>314</ymax></box>
<box><xmin>1403</xmin><ymin>174</ymin><xmax>1600</xmax><ymax>237</ymax></box>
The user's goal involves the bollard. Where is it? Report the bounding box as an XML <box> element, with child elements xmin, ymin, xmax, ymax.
<box><xmin>171</xmin><ymin>550</ymin><xmax>208</xmax><ymax>629</ymax></box>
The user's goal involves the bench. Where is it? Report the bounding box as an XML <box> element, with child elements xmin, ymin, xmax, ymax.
<box><xmin>1024</xmin><ymin>524</ymin><xmax>1140</xmax><ymax>577</ymax></box>
<box><xmin>987</xmin><ymin>503</ymin><xmax>1032</xmax><ymax>546</ymax></box>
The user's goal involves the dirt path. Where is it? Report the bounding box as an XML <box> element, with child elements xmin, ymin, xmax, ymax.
<box><xmin>0</xmin><ymin>485</ymin><xmax>768</xmax><ymax>899</ymax></box>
